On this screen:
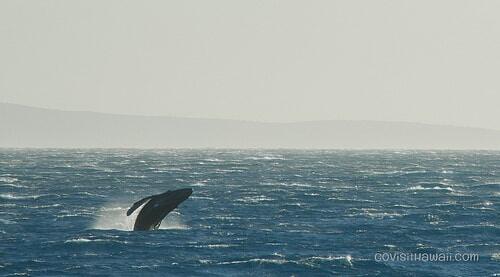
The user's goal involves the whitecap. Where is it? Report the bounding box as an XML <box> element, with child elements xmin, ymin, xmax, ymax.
<box><xmin>236</xmin><ymin>195</ymin><xmax>275</xmax><ymax>203</ymax></box>
<box><xmin>0</xmin><ymin>193</ymin><xmax>44</xmax><ymax>200</ymax></box>
<box><xmin>204</xmin><ymin>158</ymin><xmax>223</xmax><ymax>162</ymax></box>
<box><xmin>191</xmin><ymin>182</ymin><xmax>207</xmax><ymax>187</ymax></box>
<box><xmin>215</xmin><ymin>169</ymin><xmax>244</xmax><ymax>173</ymax></box>
<box><xmin>287</xmin><ymin>229</ymin><xmax>311</xmax><ymax>233</ymax></box>
<box><xmin>328</xmin><ymin>197</ymin><xmax>376</xmax><ymax>203</ymax></box>
<box><xmin>491</xmin><ymin>253</ymin><xmax>500</xmax><ymax>261</ymax></box>
<box><xmin>449</xmin><ymin>191</ymin><xmax>472</xmax><ymax>197</ymax></box>
<box><xmin>101</xmin><ymin>168</ymin><xmax>118</xmax><ymax>173</ymax></box>
<box><xmin>0</xmin><ymin>183</ymin><xmax>28</xmax><ymax>188</ymax></box>
<box><xmin>407</xmin><ymin>185</ymin><xmax>454</xmax><ymax>192</ymax></box>
<box><xmin>369</xmin><ymin>170</ymin><xmax>402</xmax><ymax>175</ymax></box>
<box><xmin>265</xmin><ymin>242</ymin><xmax>287</xmax><ymax>246</ymax></box>
<box><xmin>244</xmin><ymin>156</ymin><xmax>285</xmax><ymax>160</ymax></box>
<box><xmin>198</xmin><ymin>259</ymin><xmax>211</xmax><ymax>264</ymax></box>
<box><xmin>217</xmin><ymin>258</ymin><xmax>289</xmax><ymax>265</ymax></box>
<box><xmin>446</xmin><ymin>224</ymin><xmax>499</xmax><ymax>229</ymax></box>
<box><xmin>280</xmin><ymin>182</ymin><xmax>314</xmax><ymax>188</ymax></box>
<box><xmin>0</xmin><ymin>219</ymin><xmax>15</xmax><ymax>224</ymax></box>
<box><xmin>210</xmin><ymin>216</ymin><xmax>241</xmax><ymax>220</ymax></box>
<box><xmin>392</xmin><ymin>204</ymin><xmax>417</xmax><ymax>208</ymax></box>
<box><xmin>56</xmin><ymin>214</ymin><xmax>82</xmax><ymax>218</ymax></box>
<box><xmin>64</xmin><ymin>238</ymin><xmax>93</xmax><ymax>243</ymax></box>
<box><xmin>190</xmin><ymin>196</ymin><xmax>214</xmax><ymax>200</ymax></box>
<box><xmin>131</xmin><ymin>265</ymin><xmax>159</xmax><ymax>269</ymax></box>
<box><xmin>300</xmin><ymin>255</ymin><xmax>353</xmax><ymax>267</ymax></box>
<box><xmin>124</xmin><ymin>175</ymin><xmax>147</xmax><ymax>178</ymax></box>
<box><xmin>348</xmin><ymin>208</ymin><xmax>404</xmax><ymax>219</ymax></box>
<box><xmin>0</xmin><ymin>177</ymin><xmax>19</xmax><ymax>183</ymax></box>
<box><xmin>64</xmin><ymin>237</ymin><xmax>129</xmax><ymax>244</ymax></box>
<box><xmin>78</xmin><ymin>192</ymin><xmax>107</xmax><ymax>198</ymax></box>
<box><xmin>192</xmin><ymin>244</ymin><xmax>236</xmax><ymax>248</ymax></box>
<box><xmin>262</xmin><ymin>182</ymin><xmax>322</xmax><ymax>189</ymax></box>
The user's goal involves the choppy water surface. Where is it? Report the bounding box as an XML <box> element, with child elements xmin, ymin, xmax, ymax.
<box><xmin>0</xmin><ymin>150</ymin><xmax>499</xmax><ymax>276</ymax></box>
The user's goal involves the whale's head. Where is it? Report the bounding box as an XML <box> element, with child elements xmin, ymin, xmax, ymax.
<box><xmin>153</xmin><ymin>188</ymin><xmax>193</xmax><ymax>210</ymax></box>
<box><xmin>170</xmin><ymin>188</ymin><xmax>192</xmax><ymax>202</ymax></box>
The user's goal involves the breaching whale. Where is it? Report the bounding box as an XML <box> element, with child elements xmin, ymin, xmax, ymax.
<box><xmin>126</xmin><ymin>188</ymin><xmax>192</xmax><ymax>231</ymax></box>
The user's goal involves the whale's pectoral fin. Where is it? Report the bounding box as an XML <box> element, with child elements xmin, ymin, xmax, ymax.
<box><xmin>126</xmin><ymin>196</ymin><xmax>153</xmax><ymax>216</ymax></box>
<box><xmin>154</xmin><ymin>221</ymin><xmax>161</xmax><ymax>230</ymax></box>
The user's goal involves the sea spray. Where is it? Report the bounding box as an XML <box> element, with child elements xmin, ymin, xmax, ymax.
<box><xmin>2</xmin><ymin>149</ymin><xmax>497</xmax><ymax>276</ymax></box>
<box><xmin>92</xmin><ymin>203</ymin><xmax>137</xmax><ymax>230</ymax></box>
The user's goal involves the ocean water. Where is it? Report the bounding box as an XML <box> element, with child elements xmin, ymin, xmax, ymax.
<box><xmin>0</xmin><ymin>149</ymin><xmax>498</xmax><ymax>276</ymax></box>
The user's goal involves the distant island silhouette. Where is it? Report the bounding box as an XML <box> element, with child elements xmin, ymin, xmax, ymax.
<box><xmin>1</xmin><ymin>103</ymin><xmax>499</xmax><ymax>149</ymax></box>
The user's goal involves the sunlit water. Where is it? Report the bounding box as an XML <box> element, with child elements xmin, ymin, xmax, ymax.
<box><xmin>0</xmin><ymin>150</ymin><xmax>498</xmax><ymax>276</ymax></box>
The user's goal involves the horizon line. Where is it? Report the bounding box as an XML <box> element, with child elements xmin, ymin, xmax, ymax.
<box><xmin>1</xmin><ymin>147</ymin><xmax>499</xmax><ymax>151</ymax></box>
<box><xmin>2</xmin><ymin>101</ymin><xmax>499</xmax><ymax>132</ymax></box>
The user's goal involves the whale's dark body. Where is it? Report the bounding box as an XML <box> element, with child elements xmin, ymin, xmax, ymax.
<box><xmin>126</xmin><ymin>188</ymin><xmax>192</xmax><ymax>231</ymax></box>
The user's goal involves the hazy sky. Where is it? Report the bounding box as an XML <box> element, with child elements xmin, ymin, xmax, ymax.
<box><xmin>1</xmin><ymin>1</ymin><xmax>499</xmax><ymax>129</ymax></box>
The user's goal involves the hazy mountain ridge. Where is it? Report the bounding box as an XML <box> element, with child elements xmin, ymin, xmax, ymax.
<box><xmin>1</xmin><ymin>103</ymin><xmax>499</xmax><ymax>149</ymax></box>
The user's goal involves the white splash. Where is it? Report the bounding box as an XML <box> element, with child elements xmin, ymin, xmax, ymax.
<box><xmin>159</xmin><ymin>211</ymin><xmax>190</xmax><ymax>230</ymax></box>
<box><xmin>92</xmin><ymin>203</ymin><xmax>137</xmax><ymax>230</ymax></box>
<box><xmin>492</xmin><ymin>253</ymin><xmax>500</xmax><ymax>261</ymax></box>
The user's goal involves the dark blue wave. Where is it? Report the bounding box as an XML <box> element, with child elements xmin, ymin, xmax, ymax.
<box><xmin>0</xmin><ymin>150</ymin><xmax>498</xmax><ymax>276</ymax></box>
